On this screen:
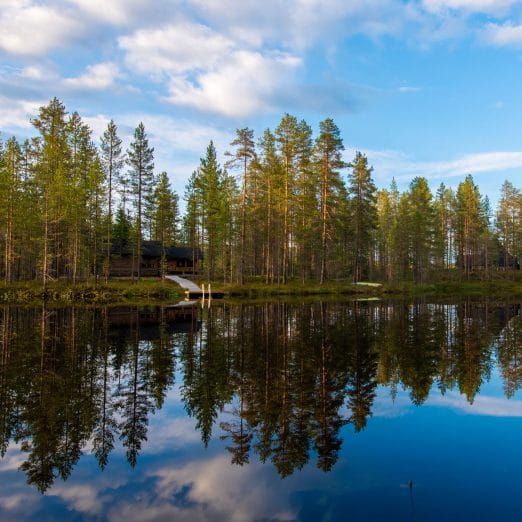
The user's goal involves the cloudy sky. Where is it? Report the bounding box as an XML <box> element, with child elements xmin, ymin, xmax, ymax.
<box><xmin>1</xmin><ymin>0</ymin><xmax>522</xmax><ymax>204</ymax></box>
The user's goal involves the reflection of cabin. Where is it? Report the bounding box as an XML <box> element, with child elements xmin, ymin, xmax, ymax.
<box><xmin>110</xmin><ymin>240</ymin><xmax>202</xmax><ymax>277</ymax></box>
<box><xmin>108</xmin><ymin>304</ymin><xmax>200</xmax><ymax>337</ymax></box>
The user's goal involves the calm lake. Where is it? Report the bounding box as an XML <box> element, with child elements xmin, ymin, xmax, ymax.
<box><xmin>0</xmin><ymin>299</ymin><xmax>521</xmax><ymax>521</ymax></box>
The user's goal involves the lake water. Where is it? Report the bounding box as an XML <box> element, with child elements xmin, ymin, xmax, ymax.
<box><xmin>0</xmin><ymin>298</ymin><xmax>521</xmax><ymax>521</ymax></box>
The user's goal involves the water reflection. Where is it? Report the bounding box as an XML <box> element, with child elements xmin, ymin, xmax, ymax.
<box><xmin>0</xmin><ymin>300</ymin><xmax>520</xmax><ymax>493</ymax></box>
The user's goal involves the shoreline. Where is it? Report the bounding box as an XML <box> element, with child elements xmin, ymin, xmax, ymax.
<box><xmin>0</xmin><ymin>277</ymin><xmax>520</xmax><ymax>304</ymax></box>
<box><xmin>219</xmin><ymin>279</ymin><xmax>522</xmax><ymax>298</ymax></box>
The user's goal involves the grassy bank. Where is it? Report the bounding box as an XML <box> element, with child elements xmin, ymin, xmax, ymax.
<box><xmin>0</xmin><ymin>278</ymin><xmax>184</xmax><ymax>304</ymax></box>
<box><xmin>205</xmin><ymin>276</ymin><xmax>522</xmax><ymax>298</ymax></box>
<box><xmin>1</xmin><ymin>274</ymin><xmax>521</xmax><ymax>304</ymax></box>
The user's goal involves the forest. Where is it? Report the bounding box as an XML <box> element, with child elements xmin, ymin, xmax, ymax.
<box><xmin>0</xmin><ymin>97</ymin><xmax>521</xmax><ymax>286</ymax></box>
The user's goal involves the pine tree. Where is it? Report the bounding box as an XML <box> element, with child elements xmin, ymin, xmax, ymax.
<box><xmin>275</xmin><ymin>115</ymin><xmax>299</xmax><ymax>284</ymax></box>
<box><xmin>127</xmin><ymin>123</ymin><xmax>154</xmax><ymax>280</ymax></box>
<box><xmin>294</xmin><ymin>120</ymin><xmax>317</xmax><ymax>282</ymax></box>
<box><xmin>182</xmin><ymin>171</ymin><xmax>200</xmax><ymax>277</ymax></box>
<box><xmin>455</xmin><ymin>175</ymin><xmax>488</xmax><ymax>277</ymax></box>
<box><xmin>315</xmin><ymin>118</ymin><xmax>346</xmax><ymax>283</ymax></box>
<box><xmin>66</xmin><ymin>111</ymin><xmax>98</xmax><ymax>283</ymax></box>
<box><xmin>434</xmin><ymin>183</ymin><xmax>455</xmax><ymax>271</ymax></box>
<box><xmin>0</xmin><ymin>138</ymin><xmax>24</xmax><ymax>283</ymax></box>
<box><xmin>31</xmin><ymin>98</ymin><xmax>70</xmax><ymax>287</ymax></box>
<box><xmin>100</xmin><ymin>120</ymin><xmax>124</xmax><ymax>282</ymax></box>
<box><xmin>226</xmin><ymin>128</ymin><xmax>255</xmax><ymax>284</ymax></box>
<box><xmin>496</xmin><ymin>180</ymin><xmax>521</xmax><ymax>270</ymax></box>
<box><xmin>257</xmin><ymin>129</ymin><xmax>283</xmax><ymax>283</ymax></box>
<box><xmin>86</xmin><ymin>156</ymin><xmax>106</xmax><ymax>281</ymax></box>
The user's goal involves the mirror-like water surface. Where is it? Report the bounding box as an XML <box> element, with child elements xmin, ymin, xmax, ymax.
<box><xmin>0</xmin><ymin>299</ymin><xmax>521</xmax><ymax>521</ymax></box>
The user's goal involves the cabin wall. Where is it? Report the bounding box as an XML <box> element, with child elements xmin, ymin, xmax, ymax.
<box><xmin>110</xmin><ymin>255</ymin><xmax>200</xmax><ymax>276</ymax></box>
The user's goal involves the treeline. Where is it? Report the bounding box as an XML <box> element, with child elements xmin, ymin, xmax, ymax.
<box><xmin>0</xmin><ymin>97</ymin><xmax>179</xmax><ymax>284</ymax></box>
<box><xmin>1</xmin><ymin>98</ymin><xmax>521</xmax><ymax>285</ymax></box>
<box><xmin>188</xmin><ymin>118</ymin><xmax>522</xmax><ymax>283</ymax></box>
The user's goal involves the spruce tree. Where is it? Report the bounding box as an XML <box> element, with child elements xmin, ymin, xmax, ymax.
<box><xmin>152</xmin><ymin>172</ymin><xmax>179</xmax><ymax>278</ymax></box>
<box><xmin>347</xmin><ymin>152</ymin><xmax>377</xmax><ymax>282</ymax></box>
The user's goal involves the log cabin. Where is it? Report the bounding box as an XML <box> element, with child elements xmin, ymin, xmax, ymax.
<box><xmin>110</xmin><ymin>240</ymin><xmax>202</xmax><ymax>277</ymax></box>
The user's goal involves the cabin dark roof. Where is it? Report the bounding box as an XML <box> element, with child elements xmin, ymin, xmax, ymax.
<box><xmin>111</xmin><ymin>240</ymin><xmax>202</xmax><ymax>260</ymax></box>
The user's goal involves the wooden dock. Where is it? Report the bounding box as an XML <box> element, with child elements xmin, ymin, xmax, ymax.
<box><xmin>165</xmin><ymin>275</ymin><xmax>224</xmax><ymax>299</ymax></box>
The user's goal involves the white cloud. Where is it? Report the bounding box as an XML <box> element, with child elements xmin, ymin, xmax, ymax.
<box><xmin>120</xmin><ymin>21</ymin><xmax>302</xmax><ymax>117</ymax></box>
<box><xmin>190</xmin><ymin>0</ymin><xmax>416</xmax><ymax>49</ymax></box>
<box><xmin>119</xmin><ymin>22</ymin><xmax>233</xmax><ymax>77</ymax></box>
<box><xmin>358</xmin><ymin>148</ymin><xmax>522</xmax><ymax>183</ymax></box>
<box><xmin>19</xmin><ymin>66</ymin><xmax>46</xmax><ymax>80</ymax></box>
<box><xmin>482</xmin><ymin>22</ymin><xmax>522</xmax><ymax>46</ymax></box>
<box><xmin>398</xmin><ymin>86</ymin><xmax>421</xmax><ymax>93</ymax></box>
<box><xmin>0</xmin><ymin>1</ymin><xmax>81</xmax><ymax>56</ymax></box>
<box><xmin>117</xmin><ymin>113</ymin><xmax>232</xmax><ymax>154</ymax></box>
<box><xmin>422</xmin><ymin>0</ymin><xmax>518</xmax><ymax>15</ymax></box>
<box><xmin>164</xmin><ymin>50</ymin><xmax>301</xmax><ymax>117</ymax></box>
<box><xmin>64</xmin><ymin>62</ymin><xmax>122</xmax><ymax>90</ymax></box>
<box><xmin>0</xmin><ymin>95</ymin><xmax>43</xmax><ymax>130</ymax></box>
<box><xmin>68</xmin><ymin>0</ymin><xmax>150</xmax><ymax>25</ymax></box>
<box><xmin>82</xmin><ymin>114</ymin><xmax>112</xmax><ymax>138</ymax></box>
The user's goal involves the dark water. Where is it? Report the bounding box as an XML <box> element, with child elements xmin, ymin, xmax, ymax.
<box><xmin>0</xmin><ymin>299</ymin><xmax>521</xmax><ymax>521</ymax></box>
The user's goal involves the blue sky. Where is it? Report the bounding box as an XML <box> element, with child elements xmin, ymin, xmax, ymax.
<box><xmin>1</xmin><ymin>0</ymin><xmax>522</xmax><ymax>207</ymax></box>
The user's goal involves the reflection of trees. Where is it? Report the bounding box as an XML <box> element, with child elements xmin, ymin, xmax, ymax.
<box><xmin>345</xmin><ymin>302</ymin><xmax>378</xmax><ymax>432</ymax></box>
<box><xmin>0</xmin><ymin>305</ymin><xmax>179</xmax><ymax>491</ymax></box>
<box><xmin>398</xmin><ymin>302</ymin><xmax>441</xmax><ymax>405</ymax></box>
<box><xmin>92</xmin><ymin>308</ymin><xmax>117</xmax><ymax>470</ymax></box>
<box><xmin>0</xmin><ymin>299</ymin><xmax>519</xmax><ymax>488</ymax></box>
<box><xmin>495</xmin><ymin>311</ymin><xmax>522</xmax><ymax>398</ymax></box>
<box><xmin>454</xmin><ymin>301</ymin><xmax>494</xmax><ymax>403</ymax></box>
<box><xmin>180</xmin><ymin>305</ymin><xmax>234</xmax><ymax>447</ymax></box>
<box><xmin>115</xmin><ymin>317</ymin><xmax>153</xmax><ymax>468</ymax></box>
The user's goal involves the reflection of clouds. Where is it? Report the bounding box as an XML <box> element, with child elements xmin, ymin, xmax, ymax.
<box><xmin>48</xmin><ymin>484</ymin><xmax>103</xmax><ymax>515</ymax></box>
<box><xmin>147</xmin><ymin>416</ymin><xmax>201</xmax><ymax>451</ymax></box>
<box><xmin>427</xmin><ymin>392</ymin><xmax>522</xmax><ymax>417</ymax></box>
<box><xmin>371</xmin><ymin>387</ymin><xmax>414</xmax><ymax>419</ymax></box>
<box><xmin>107</xmin><ymin>455</ymin><xmax>296</xmax><ymax>522</ymax></box>
<box><xmin>0</xmin><ymin>445</ymin><xmax>25</xmax><ymax>471</ymax></box>
<box><xmin>0</xmin><ymin>494</ymin><xmax>29</xmax><ymax>510</ymax></box>
<box><xmin>371</xmin><ymin>395</ymin><xmax>412</xmax><ymax>419</ymax></box>
<box><xmin>372</xmin><ymin>387</ymin><xmax>522</xmax><ymax>418</ymax></box>
<box><xmin>153</xmin><ymin>455</ymin><xmax>295</xmax><ymax>521</ymax></box>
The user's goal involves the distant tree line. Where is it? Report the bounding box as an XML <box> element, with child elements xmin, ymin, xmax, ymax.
<box><xmin>0</xmin><ymin>98</ymin><xmax>520</xmax><ymax>285</ymax></box>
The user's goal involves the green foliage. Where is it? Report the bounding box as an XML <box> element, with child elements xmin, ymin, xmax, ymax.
<box><xmin>347</xmin><ymin>151</ymin><xmax>377</xmax><ymax>281</ymax></box>
<box><xmin>152</xmin><ymin>171</ymin><xmax>179</xmax><ymax>246</ymax></box>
